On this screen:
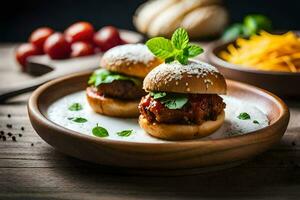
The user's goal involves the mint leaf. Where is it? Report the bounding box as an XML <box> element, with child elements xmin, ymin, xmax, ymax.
<box><xmin>165</xmin><ymin>56</ymin><xmax>175</xmax><ymax>63</ymax></box>
<box><xmin>222</xmin><ymin>23</ymin><xmax>246</xmax><ymax>41</ymax></box>
<box><xmin>146</xmin><ymin>28</ymin><xmax>204</xmax><ymax>64</ymax></box>
<box><xmin>253</xmin><ymin>120</ymin><xmax>260</xmax><ymax>124</ymax></box>
<box><xmin>103</xmin><ymin>74</ymin><xmax>142</xmax><ymax>86</ymax></box>
<box><xmin>88</xmin><ymin>69</ymin><xmax>142</xmax><ymax>87</ymax></box>
<box><xmin>68</xmin><ymin>103</ymin><xmax>83</xmax><ymax>111</ymax></box>
<box><xmin>116</xmin><ymin>130</ymin><xmax>133</xmax><ymax>137</ymax></box>
<box><xmin>237</xmin><ymin>112</ymin><xmax>251</xmax><ymax>120</ymax></box>
<box><xmin>69</xmin><ymin>117</ymin><xmax>87</xmax><ymax>123</ymax></box>
<box><xmin>187</xmin><ymin>44</ymin><xmax>204</xmax><ymax>57</ymax></box>
<box><xmin>176</xmin><ymin>53</ymin><xmax>188</xmax><ymax>65</ymax></box>
<box><xmin>171</xmin><ymin>28</ymin><xmax>189</xmax><ymax>49</ymax></box>
<box><xmin>146</xmin><ymin>37</ymin><xmax>174</xmax><ymax>59</ymax></box>
<box><xmin>159</xmin><ymin>93</ymin><xmax>188</xmax><ymax>109</ymax></box>
<box><xmin>150</xmin><ymin>92</ymin><xmax>167</xmax><ymax>99</ymax></box>
<box><xmin>92</xmin><ymin>124</ymin><xmax>109</xmax><ymax>137</ymax></box>
<box><xmin>244</xmin><ymin>14</ymin><xmax>272</xmax><ymax>35</ymax></box>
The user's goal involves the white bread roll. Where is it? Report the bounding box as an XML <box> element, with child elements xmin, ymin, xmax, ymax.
<box><xmin>181</xmin><ymin>5</ymin><xmax>228</xmax><ymax>38</ymax></box>
<box><xmin>147</xmin><ymin>0</ymin><xmax>220</xmax><ymax>37</ymax></box>
<box><xmin>133</xmin><ymin>0</ymin><xmax>180</xmax><ymax>34</ymax></box>
<box><xmin>133</xmin><ymin>0</ymin><xmax>228</xmax><ymax>39</ymax></box>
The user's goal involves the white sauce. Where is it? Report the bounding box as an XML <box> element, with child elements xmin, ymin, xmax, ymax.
<box><xmin>47</xmin><ymin>91</ymin><xmax>269</xmax><ymax>143</ymax></box>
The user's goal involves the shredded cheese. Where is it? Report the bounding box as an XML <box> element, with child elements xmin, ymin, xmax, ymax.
<box><xmin>219</xmin><ymin>31</ymin><xmax>300</xmax><ymax>72</ymax></box>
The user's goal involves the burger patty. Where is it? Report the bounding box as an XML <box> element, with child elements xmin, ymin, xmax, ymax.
<box><xmin>139</xmin><ymin>94</ymin><xmax>226</xmax><ymax>125</ymax></box>
<box><xmin>94</xmin><ymin>80</ymin><xmax>146</xmax><ymax>100</ymax></box>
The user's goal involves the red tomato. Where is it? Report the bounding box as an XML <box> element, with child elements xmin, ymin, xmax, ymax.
<box><xmin>71</xmin><ymin>41</ymin><xmax>94</xmax><ymax>57</ymax></box>
<box><xmin>93</xmin><ymin>26</ymin><xmax>122</xmax><ymax>51</ymax></box>
<box><xmin>65</xmin><ymin>22</ymin><xmax>94</xmax><ymax>43</ymax></box>
<box><xmin>44</xmin><ymin>33</ymin><xmax>71</xmax><ymax>59</ymax></box>
<box><xmin>29</xmin><ymin>27</ymin><xmax>54</xmax><ymax>52</ymax></box>
<box><xmin>15</xmin><ymin>43</ymin><xmax>41</xmax><ymax>71</ymax></box>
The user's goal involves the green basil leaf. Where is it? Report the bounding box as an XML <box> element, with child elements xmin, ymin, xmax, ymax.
<box><xmin>92</xmin><ymin>124</ymin><xmax>109</xmax><ymax>137</ymax></box>
<box><xmin>237</xmin><ymin>112</ymin><xmax>251</xmax><ymax>120</ymax></box>
<box><xmin>69</xmin><ymin>117</ymin><xmax>87</xmax><ymax>123</ymax></box>
<box><xmin>187</xmin><ymin>44</ymin><xmax>204</xmax><ymax>58</ymax></box>
<box><xmin>88</xmin><ymin>69</ymin><xmax>142</xmax><ymax>87</ymax></box>
<box><xmin>68</xmin><ymin>103</ymin><xmax>83</xmax><ymax>111</ymax></box>
<box><xmin>146</xmin><ymin>37</ymin><xmax>175</xmax><ymax>59</ymax></box>
<box><xmin>171</xmin><ymin>28</ymin><xmax>189</xmax><ymax>50</ymax></box>
<box><xmin>116</xmin><ymin>130</ymin><xmax>133</xmax><ymax>137</ymax></box>
<box><xmin>160</xmin><ymin>93</ymin><xmax>188</xmax><ymax>109</ymax></box>
<box><xmin>150</xmin><ymin>92</ymin><xmax>167</xmax><ymax>99</ymax></box>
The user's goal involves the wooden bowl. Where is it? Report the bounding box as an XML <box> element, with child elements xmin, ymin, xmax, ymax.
<box><xmin>27</xmin><ymin>71</ymin><xmax>289</xmax><ymax>175</ymax></box>
<box><xmin>207</xmin><ymin>40</ymin><xmax>300</xmax><ymax>98</ymax></box>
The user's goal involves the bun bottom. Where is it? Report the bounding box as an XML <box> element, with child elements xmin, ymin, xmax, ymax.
<box><xmin>139</xmin><ymin>111</ymin><xmax>225</xmax><ymax>140</ymax></box>
<box><xmin>86</xmin><ymin>87</ymin><xmax>139</xmax><ymax>118</ymax></box>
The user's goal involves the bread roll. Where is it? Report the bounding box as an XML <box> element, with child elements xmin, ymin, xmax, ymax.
<box><xmin>181</xmin><ymin>5</ymin><xmax>228</xmax><ymax>38</ymax></box>
<box><xmin>139</xmin><ymin>111</ymin><xmax>225</xmax><ymax>140</ymax></box>
<box><xmin>143</xmin><ymin>60</ymin><xmax>227</xmax><ymax>94</ymax></box>
<box><xmin>133</xmin><ymin>0</ymin><xmax>180</xmax><ymax>34</ymax></box>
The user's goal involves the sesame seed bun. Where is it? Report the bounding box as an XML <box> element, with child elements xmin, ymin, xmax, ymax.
<box><xmin>143</xmin><ymin>60</ymin><xmax>227</xmax><ymax>94</ymax></box>
<box><xmin>86</xmin><ymin>87</ymin><xmax>139</xmax><ymax>118</ymax></box>
<box><xmin>100</xmin><ymin>43</ymin><xmax>162</xmax><ymax>78</ymax></box>
<box><xmin>139</xmin><ymin>111</ymin><xmax>225</xmax><ymax>140</ymax></box>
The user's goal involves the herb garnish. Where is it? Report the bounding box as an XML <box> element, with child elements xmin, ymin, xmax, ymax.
<box><xmin>150</xmin><ymin>92</ymin><xmax>166</xmax><ymax>99</ymax></box>
<box><xmin>68</xmin><ymin>103</ymin><xmax>83</xmax><ymax>111</ymax></box>
<box><xmin>92</xmin><ymin>124</ymin><xmax>109</xmax><ymax>137</ymax></box>
<box><xmin>88</xmin><ymin>69</ymin><xmax>142</xmax><ymax>87</ymax></box>
<box><xmin>150</xmin><ymin>92</ymin><xmax>188</xmax><ymax>109</ymax></box>
<box><xmin>253</xmin><ymin>120</ymin><xmax>260</xmax><ymax>124</ymax></box>
<box><xmin>116</xmin><ymin>130</ymin><xmax>133</xmax><ymax>137</ymax></box>
<box><xmin>237</xmin><ymin>112</ymin><xmax>251</xmax><ymax>120</ymax></box>
<box><xmin>68</xmin><ymin>117</ymin><xmax>87</xmax><ymax>123</ymax></box>
<box><xmin>146</xmin><ymin>28</ymin><xmax>203</xmax><ymax>65</ymax></box>
<box><xmin>222</xmin><ymin>14</ymin><xmax>272</xmax><ymax>41</ymax></box>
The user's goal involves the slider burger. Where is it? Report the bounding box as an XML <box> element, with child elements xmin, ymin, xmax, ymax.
<box><xmin>139</xmin><ymin>60</ymin><xmax>227</xmax><ymax>140</ymax></box>
<box><xmin>86</xmin><ymin>44</ymin><xmax>161</xmax><ymax>118</ymax></box>
<box><xmin>138</xmin><ymin>28</ymin><xmax>226</xmax><ymax>140</ymax></box>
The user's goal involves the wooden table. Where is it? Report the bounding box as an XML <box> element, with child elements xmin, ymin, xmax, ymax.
<box><xmin>0</xmin><ymin>44</ymin><xmax>299</xmax><ymax>199</ymax></box>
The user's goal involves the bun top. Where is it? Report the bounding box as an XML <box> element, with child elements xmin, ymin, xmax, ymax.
<box><xmin>100</xmin><ymin>44</ymin><xmax>162</xmax><ymax>78</ymax></box>
<box><xmin>143</xmin><ymin>60</ymin><xmax>227</xmax><ymax>94</ymax></box>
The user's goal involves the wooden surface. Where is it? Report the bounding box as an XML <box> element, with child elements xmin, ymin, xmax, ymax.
<box><xmin>0</xmin><ymin>44</ymin><xmax>300</xmax><ymax>199</ymax></box>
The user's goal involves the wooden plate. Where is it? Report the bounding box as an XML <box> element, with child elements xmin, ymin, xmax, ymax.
<box><xmin>27</xmin><ymin>71</ymin><xmax>289</xmax><ymax>175</ymax></box>
<box><xmin>207</xmin><ymin>40</ymin><xmax>300</xmax><ymax>98</ymax></box>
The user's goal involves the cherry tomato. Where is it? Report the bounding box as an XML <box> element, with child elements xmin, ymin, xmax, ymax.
<box><xmin>93</xmin><ymin>26</ymin><xmax>122</xmax><ymax>51</ymax></box>
<box><xmin>29</xmin><ymin>27</ymin><xmax>54</xmax><ymax>52</ymax></box>
<box><xmin>15</xmin><ymin>43</ymin><xmax>42</xmax><ymax>71</ymax></box>
<box><xmin>71</xmin><ymin>41</ymin><xmax>94</xmax><ymax>57</ymax></box>
<box><xmin>44</xmin><ymin>32</ymin><xmax>71</xmax><ymax>59</ymax></box>
<box><xmin>65</xmin><ymin>22</ymin><xmax>95</xmax><ymax>43</ymax></box>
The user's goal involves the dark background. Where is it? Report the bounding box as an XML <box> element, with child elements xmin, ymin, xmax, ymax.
<box><xmin>1</xmin><ymin>0</ymin><xmax>299</xmax><ymax>42</ymax></box>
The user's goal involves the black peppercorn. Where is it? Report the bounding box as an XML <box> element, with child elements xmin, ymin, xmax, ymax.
<box><xmin>12</xmin><ymin>136</ymin><xmax>16</xmax><ymax>141</ymax></box>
